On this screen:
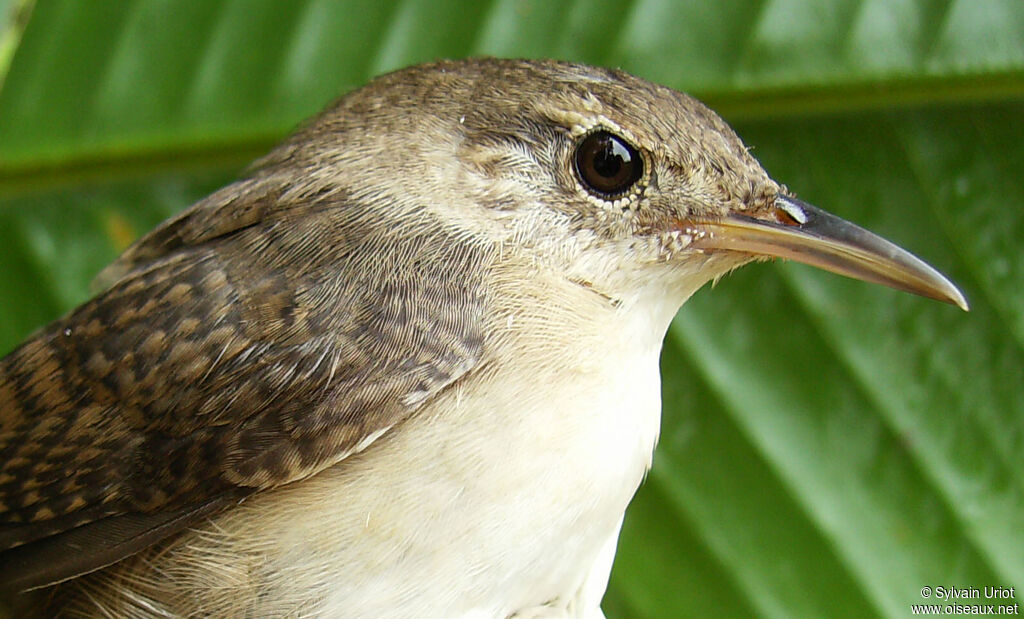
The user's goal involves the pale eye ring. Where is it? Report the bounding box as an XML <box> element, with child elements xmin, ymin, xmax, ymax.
<box><xmin>573</xmin><ymin>131</ymin><xmax>643</xmax><ymax>199</ymax></box>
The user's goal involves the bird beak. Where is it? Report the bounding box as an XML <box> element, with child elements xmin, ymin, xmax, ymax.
<box><xmin>689</xmin><ymin>194</ymin><xmax>969</xmax><ymax>310</ymax></box>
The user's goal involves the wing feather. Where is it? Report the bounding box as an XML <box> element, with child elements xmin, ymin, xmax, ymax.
<box><xmin>0</xmin><ymin>181</ymin><xmax>488</xmax><ymax>590</ymax></box>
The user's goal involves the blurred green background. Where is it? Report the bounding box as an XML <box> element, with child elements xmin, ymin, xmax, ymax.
<box><xmin>0</xmin><ymin>1</ymin><xmax>1021</xmax><ymax>617</ymax></box>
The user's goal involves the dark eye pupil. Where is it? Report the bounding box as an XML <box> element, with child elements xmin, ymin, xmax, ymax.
<box><xmin>593</xmin><ymin>139</ymin><xmax>627</xmax><ymax>177</ymax></box>
<box><xmin>574</xmin><ymin>131</ymin><xmax>643</xmax><ymax>198</ymax></box>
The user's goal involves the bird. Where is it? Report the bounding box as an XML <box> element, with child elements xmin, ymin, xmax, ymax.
<box><xmin>0</xmin><ymin>58</ymin><xmax>967</xmax><ymax>618</ymax></box>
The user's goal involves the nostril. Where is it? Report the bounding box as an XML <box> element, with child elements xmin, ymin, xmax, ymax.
<box><xmin>775</xmin><ymin>197</ymin><xmax>808</xmax><ymax>226</ymax></box>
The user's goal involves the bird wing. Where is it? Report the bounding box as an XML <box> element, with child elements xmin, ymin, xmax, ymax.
<box><xmin>0</xmin><ymin>177</ymin><xmax>488</xmax><ymax>590</ymax></box>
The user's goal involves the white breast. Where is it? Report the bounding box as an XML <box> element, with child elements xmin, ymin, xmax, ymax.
<box><xmin>80</xmin><ymin>267</ymin><xmax>685</xmax><ymax>619</ymax></box>
<box><xmin>296</xmin><ymin>289</ymin><xmax>666</xmax><ymax>618</ymax></box>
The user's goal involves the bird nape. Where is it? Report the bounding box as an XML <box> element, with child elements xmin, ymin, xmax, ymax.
<box><xmin>0</xmin><ymin>58</ymin><xmax>966</xmax><ymax>618</ymax></box>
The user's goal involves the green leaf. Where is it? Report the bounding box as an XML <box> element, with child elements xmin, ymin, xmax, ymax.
<box><xmin>1</xmin><ymin>2</ymin><xmax>1020</xmax><ymax>617</ymax></box>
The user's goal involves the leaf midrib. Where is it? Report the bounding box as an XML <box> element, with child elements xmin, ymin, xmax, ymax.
<box><xmin>2</xmin><ymin>71</ymin><xmax>1023</xmax><ymax>199</ymax></box>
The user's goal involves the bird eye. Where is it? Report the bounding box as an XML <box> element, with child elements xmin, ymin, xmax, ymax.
<box><xmin>573</xmin><ymin>131</ymin><xmax>643</xmax><ymax>199</ymax></box>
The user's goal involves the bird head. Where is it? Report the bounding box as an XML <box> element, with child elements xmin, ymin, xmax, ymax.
<box><xmin>246</xmin><ymin>58</ymin><xmax>967</xmax><ymax>316</ymax></box>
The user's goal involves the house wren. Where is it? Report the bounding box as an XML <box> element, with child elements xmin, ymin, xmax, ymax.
<box><xmin>0</xmin><ymin>58</ymin><xmax>967</xmax><ymax>617</ymax></box>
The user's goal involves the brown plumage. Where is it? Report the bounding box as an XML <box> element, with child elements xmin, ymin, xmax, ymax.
<box><xmin>0</xmin><ymin>58</ymin><xmax>965</xmax><ymax>617</ymax></box>
<box><xmin>0</xmin><ymin>65</ymin><xmax>496</xmax><ymax>591</ymax></box>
